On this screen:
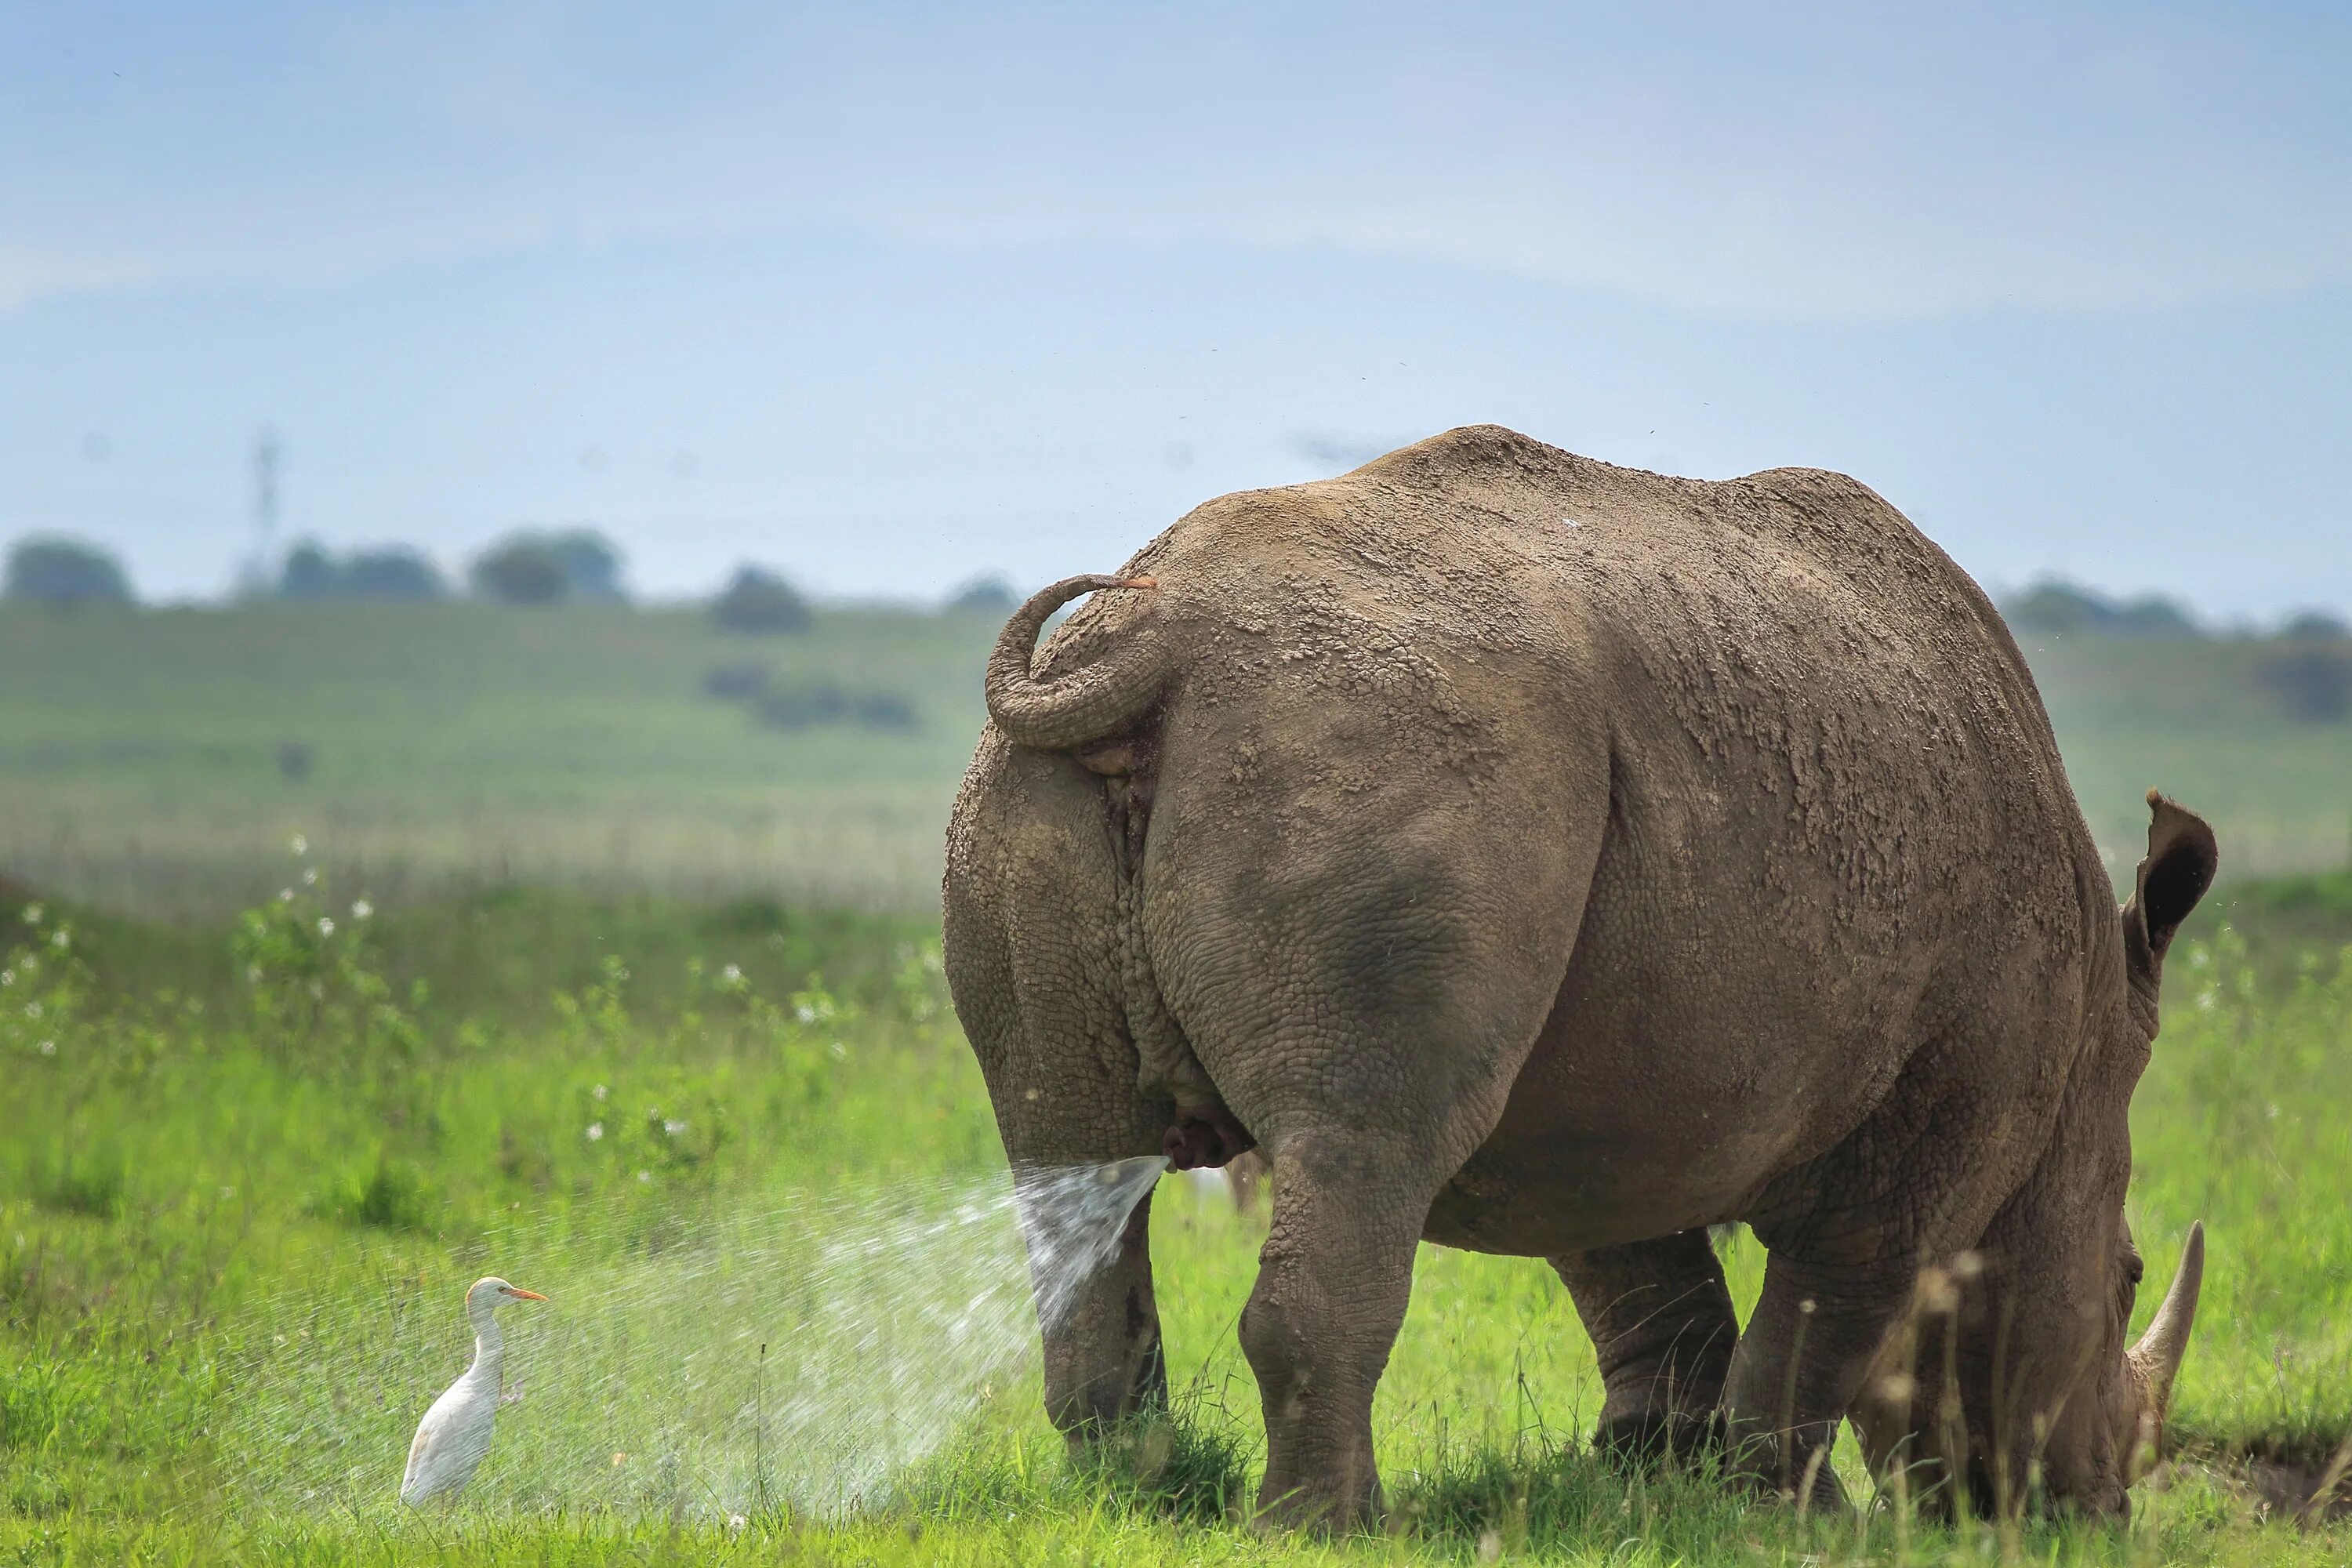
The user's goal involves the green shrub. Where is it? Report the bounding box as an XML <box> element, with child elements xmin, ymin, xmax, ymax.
<box><xmin>0</xmin><ymin>1359</ymin><xmax>63</xmax><ymax>1451</ymax></box>
<box><xmin>3</xmin><ymin>536</ymin><xmax>133</xmax><ymax>606</ymax></box>
<box><xmin>33</xmin><ymin>1151</ymin><xmax>124</xmax><ymax>1220</ymax></box>
<box><xmin>756</xmin><ymin>680</ymin><xmax>916</xmax><ymax>733</ymax></box>
<box><xmin>313</xmin><ymin>1156</ymin><xmax>436</xmax><ymax>1231</ymax></box>
<box><xmin>712</xmin><ymin>566</ymin><xmax>812</xmax><ymax>634</ymax></box>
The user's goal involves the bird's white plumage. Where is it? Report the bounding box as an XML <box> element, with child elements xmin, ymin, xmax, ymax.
<box><xmin>398</xmin><ymin>1276</ymin><xmax>545</xmax><ymax>1506</ymax></box>
<box><xmin>400</xmin><ymin>1365</ymin><xmax>499</xmax><ymax>1503</ymax></box>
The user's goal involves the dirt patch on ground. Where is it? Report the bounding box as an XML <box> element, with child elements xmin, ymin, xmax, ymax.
<box><xmin>2162</xmin><ymin>1436</ymin><xmax>2352</xmax><ymax>1523</ymax></box>
<box><xmin>2240</xmin><ymin>1452</ymin><xmax>2352</xmax><ymax>1523</ymax></box>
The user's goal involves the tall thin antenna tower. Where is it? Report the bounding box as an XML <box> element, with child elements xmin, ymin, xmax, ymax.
<box><xmin>242</xmin><ymin>427</ymin><xmax>280</xmax><ymax>595</ymax></box>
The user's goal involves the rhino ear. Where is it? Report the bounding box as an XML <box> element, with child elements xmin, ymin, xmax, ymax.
<box><xmin>2125</xmin><ymin>790</ymin><xmax>2218</xmax><ymax>987</ymax></box>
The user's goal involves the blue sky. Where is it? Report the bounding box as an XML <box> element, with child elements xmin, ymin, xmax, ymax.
<box><xmin>2</xmin><ymin>1</ymin><xmax>2347</xmax><ymax>612</ymax></box>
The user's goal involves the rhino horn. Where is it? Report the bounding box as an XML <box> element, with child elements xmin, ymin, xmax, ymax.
<box><xmin>2127</xmin><ymin>1221</ymin><xmax>2205</xmax><ymax>1419</ymax></box>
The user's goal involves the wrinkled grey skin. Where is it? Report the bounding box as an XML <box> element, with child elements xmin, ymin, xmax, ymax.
<box><xmin>944</xmin><ymin>426</ymin><xmax>2215</xmax><ymax>1529</ymax></box>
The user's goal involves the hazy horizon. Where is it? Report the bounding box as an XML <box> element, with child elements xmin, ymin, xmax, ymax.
<box><xmin>5</xmin><ymin>2</ymin><xmax>2347</xmax><ymax>615</ymax></box>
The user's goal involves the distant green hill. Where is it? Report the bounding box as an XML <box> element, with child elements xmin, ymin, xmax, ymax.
<box><xmin>0</xmin><ymin>602</ymin><xmax>1002</xmax><ymax>910</ymax></box>
<box><xmin>2</xmin><ymin>603</ymin><xmax>2346</xmax><ymax>910</ymax></box>
<box><xmin>2017</xmin><ymin>628</ymin><xmax>2352</xmax><ymax>887</ymax></box>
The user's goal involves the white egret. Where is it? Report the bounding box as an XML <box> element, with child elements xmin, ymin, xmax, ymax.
<box><xmin>398</xmin><ymin>1276</ymin><xmax>547</xmax><ymax>1505</ymax></box>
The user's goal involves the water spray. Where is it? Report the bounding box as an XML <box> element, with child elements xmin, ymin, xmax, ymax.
<box><xmin>212</xmin><ymin>1157</ymin><xmax>1177</xmax><ymax>1524</ymax></box>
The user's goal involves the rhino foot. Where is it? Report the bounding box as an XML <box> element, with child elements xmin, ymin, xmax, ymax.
<box><xmin>1593</xmin><ymin>1409</ymin><xmax>1727</xmax><ymax>1472</ymax></box>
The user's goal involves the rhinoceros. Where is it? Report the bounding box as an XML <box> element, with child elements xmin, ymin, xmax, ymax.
<box><xmin>943</xmin><ymin>426</ymin><xmax>2213</xmax><ymax>1526</ymax></box>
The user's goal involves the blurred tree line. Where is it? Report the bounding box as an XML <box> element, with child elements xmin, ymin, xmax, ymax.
<box><xmin>2002</xmin><ymin>577</ymin><xmax>2351</xmax><ymax>722</ymax></box>
<box><xmin>2002</xmin><ymin>577</ymin><xmax>2350</xmax><ymax>644</ymax></box>
<box><xmin>279</xmin><ymin>540</ymin><xmax>446</xmax><ymax>601</ymax></box>
<box><xmin>2</xmin><ymin>536</ymin><xmax>136</xmax><ymax>604</ymax></box>
<box><xmin>2</xmin><ymin>528</ymin><xmax>1019</xmax><ymax>619</ymax></box>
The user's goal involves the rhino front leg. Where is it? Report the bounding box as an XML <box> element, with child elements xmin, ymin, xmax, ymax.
<box><xmin>1553</xmin><ymin>1230</ymin><xmax>1738</xmax><ymax>1465</ymax></box>
<box><xmin>1240</xmin><ymin>1136</ymin><xmax>1440</xmax><ymax>1530</ymax></box>
<box><xmin>1722</xmin><ymin>1254</ymin><xmax>1914</xmax><ymax>1511</ymax></box>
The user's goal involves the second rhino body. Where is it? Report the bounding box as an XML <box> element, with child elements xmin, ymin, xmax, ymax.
<box><xmin>944</xmin><ymin>426</ymin><xmax>2212</xmax><ymax>1527</ymax></box>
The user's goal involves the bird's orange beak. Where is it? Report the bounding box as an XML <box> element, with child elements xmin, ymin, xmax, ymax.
<box><xmin>506</xmin><ymin>1287</ymin><xmax>549</xmax><ymax>1301</ymax></box>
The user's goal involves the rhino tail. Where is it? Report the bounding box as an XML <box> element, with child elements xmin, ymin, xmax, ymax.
<box><xmin>984</xmin><ymin>574</ymin><xmax>1167</xmax><ymax>750</ymax></box>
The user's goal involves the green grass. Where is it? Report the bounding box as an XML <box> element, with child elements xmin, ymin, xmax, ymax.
<box><xmin>5</xmin><ymin>602</ymin><xmax>2350</xmax><ymax>1560</ymax></box>
<box><xmin>2</xmin><ymin>870</ymin><xmax>2348</xmax><ymax>1564</ymax></box>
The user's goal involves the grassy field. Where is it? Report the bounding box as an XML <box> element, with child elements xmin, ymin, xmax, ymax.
<box><xmin>2</xmin><ymin>862</ymin><xmax>2349</xmax><ymax>1565</ymax></box>
<box><xmin>4</xmin><ymin>604</ymin><xmax>2350</xmax><ymax>913</ymax></box>
<box><xmin>4</xmin><ymin>601</ymin><xmax>2351</xmax><ymax>1562</ymax></box>
<box><xmin>0</xmin><ymin>602</ymin><xmax>1003</xmax><ymax>912</ymax></box>
<box><xmin>2016</xmin><ymin>630</ymin><xmax>2352</xmax><ymax>884</ymax></box>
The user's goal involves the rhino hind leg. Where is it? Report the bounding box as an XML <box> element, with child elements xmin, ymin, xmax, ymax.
<box><xmin>1229</xmin><ymin>1022</ymin><xmax>1571</xmax><ymax>1530</ymax></box>
<box><xmin>944</xmin><ymin>738</ymin><xmax>1174</xmax><ymax>1443</ymax></box>
<box><xmin>1553</xmin><ymin>1230</ymin><xmax>1738</xmax><ymax>1468</ymax></box>
<box><xmin>1240</xmin><ymin>1134</ymin><xmax>1450</xmax><ymax>1530</ymax></box>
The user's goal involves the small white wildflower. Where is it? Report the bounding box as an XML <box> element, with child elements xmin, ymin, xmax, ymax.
<box><xmin>18</xmin><ymin>956</ymin><xmax>35</xmax><ymax>977</ymax></box>
<box><xmin>278</xmin><ymin>887</ymin><xmax>295</xmax><ymax>903</ymax></box>
<box><xmin>38</xmin><ymin>1040</ymin><xmax>55</xmax><ymax>1056</ymax></box>
<box><xmin>2198</xmin><ymin>989</ymin><xmax>2217</xmax><ymax>1011</ymax></box>
<box><xmin>663</xmin><ymin>1119</ymin><xmax>687</xmax><ymax>1136</ymax></box>
<box><xmin>828</xmin><ymin>1040</ymin><xmax>848</xmax><ymax>1061</ymax></box>
<box><xmin>635</xmin><ymin>1170</ymin><xmax>651</xmax><ymax>1185</ymax></box>
<box><xmin>307</xmin><ymin>980</ymin><xmax>324</xmax><ymax>1000</ymax></box>
<box><xmin>350</xmin><ymin>899</ymin><xmax>372</xmax><ymax>920</ymax></box>
<box><xmin>317</xmin><ymin>917</ymin><xmax>335</xmax><ymax>937</ymax></box>
<box><xmin>586</xmin><ymin>1122</ymin><xmax>604</xmax><ymax>1142</ymax></box>
<box><xmin>245</xmin><ymin>964</ymin><xmax>263</xmax><ymax>984</ymax></box>
<box><xmin>726</xmin><ymin>1512</ymin><xmax>747</xmax><ymax>1535</ymax></box>
<box><xmin>302</xmin><ymin>867</ymin><xmax>318</xmax><ymax>886</ymax></box>
<box><xmin>721</xmin><ymin>964</ymin><xmax>742</xmax><ymax>985</ymax></box>
<box><xmin>21</xmin><ymin>903</ymin><xmax>42</xmax><ymax>926</ymax></box>
<box><xmin>1</xmin><ymin>971</ymin><xmax>13</xmax><ymax>987</ymax></box>
<box><xmin>50</xmin><ymin>929</ymin><xmax>69</xmax><ymax>950</ymax></box>
<box><xmin>2267</xmin><ymin>1103</ymin><xmax>2281</xmax><ymax>1120</ymax></box>
<box><xmin>796</xmin><ymin>1004</ymin><xmax>817</xmax><ymax>1024</ymax></box>
<box><xmin>592</xmin><ymin>1083</ymin><xmax>608</xmax><ymax>1101</ymax></box>
<box><xmin>2189</xmin><ymin>947</ymin><xmax>2210</xmax><ymax>969</ymax></box>
<box><xmin>25</xmin><ymin>1001</ymin><xmax>42</xmax><ymax>1020</ymax></box>
<box><xmin>290</xmin><ymin>833</ymin><xmax>307</xmax><ymax>856</ymax></box>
